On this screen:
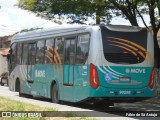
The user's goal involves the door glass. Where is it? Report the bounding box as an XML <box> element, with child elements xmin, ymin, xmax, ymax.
<box><xmin>64</xmin><ymin>37</ymin><xmax>76</xmax><ymax>85</ymax></box>
<box><xmin>64</xmin><ymin>40</ymin><xmax>70</xmax><ymax>64</ymax></box>
<box><xmin>28</xmin><ymin>43</ymin><xmax>36</xmax><ymax>82</ymax></box>
<box><xmin>69</xmin><ymin>40</ymin><xmax>75</xmax><ymax>65</ymax></box>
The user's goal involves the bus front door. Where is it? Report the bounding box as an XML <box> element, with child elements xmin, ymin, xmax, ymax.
<box><xmin>63</xmin><ymin>38</ymin><xmax>76</xmax><ymax>101</ymax></box>
<box><xmin>27</xmin><ymin>43</ymin><xmax>36</xmax><ymax>84</ymax></box>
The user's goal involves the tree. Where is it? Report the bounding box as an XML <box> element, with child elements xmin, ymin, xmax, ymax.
<box><xmin>14</xmin><ymin>27</ymin><xmax>42</xmax><ymax>35</ymax></box>
<box><xmin>108</xmin><ymin>0</ymin><xmax>160</xmax><ymax>67</ymax></box>
<box><xmin>18</xmin><ymin>0</ymin><xmax>112</xmax><ymax>24</ymax></box>
<box><xmin>18</xmin><ymin>0</ymin><xmax>160</xmax><ymax>67</ymax></box>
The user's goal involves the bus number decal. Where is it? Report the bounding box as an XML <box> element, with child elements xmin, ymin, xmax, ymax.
<box><xmin>35</xmin><ymin>70</ymin><xmax>46</xmax><ymax>78</ymax></box>
<box><xmin>119</xmin><ymin>90</ymin><xmax>131</xmax><ymax>94</ymax></box>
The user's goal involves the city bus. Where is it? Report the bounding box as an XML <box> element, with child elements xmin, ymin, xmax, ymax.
<box><xmin>8</xmin><ymin>25</ymin><xmax>155</xmax><ymax>105</ymax></box>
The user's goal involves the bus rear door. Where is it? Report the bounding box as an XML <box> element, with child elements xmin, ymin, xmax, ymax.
<box><xmin>63</xmin><ymin>37</ymin><xmax>76</xmax><ymax>101</ymax></box>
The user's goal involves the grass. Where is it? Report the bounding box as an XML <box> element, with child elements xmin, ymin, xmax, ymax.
<box><xmin>0</xmin><ymin>96</ymin><xmax>96</xmax><ymax>120</ymax></box>
<box><xmin>0</xmin><ymin>96</ymin><xmax>54</xmax><ymax>111</ymax></box>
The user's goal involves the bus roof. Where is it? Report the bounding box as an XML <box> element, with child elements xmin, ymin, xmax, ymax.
<box><xmin>11</xmin><ymin>25</ymin><xmax>145</xmax><ymax>44</ymax></box>
<box><xmin>11</xmin><ymin>26</ymin><xmax>89</xmax><ymax>44</ymax></box>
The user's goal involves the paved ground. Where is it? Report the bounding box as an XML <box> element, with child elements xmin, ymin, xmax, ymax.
<box><xmin>0</xmin><ymin>86</ymin><xmax>160</xmax><ymax>120</ymax></box>
<box><xmin>143</xmin><ymin>97</ymin><xmax>160</xmax><ymax>104</ymax></box>
<box><xmin>0</xmin><ymin>86</ymin><xmax>136</xmax><ymax>120</ymax></box>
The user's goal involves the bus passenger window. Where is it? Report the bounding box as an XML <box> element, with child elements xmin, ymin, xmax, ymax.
<box><xmin>45</xmin><ymin>39</ymin><xmax>55</xmax><ymax>64</ymax></box>
<box><xmin>11</xmin><ymin>43</ymin><xmax>17</xmax><ymax>64</ymax></box>
<box><xmin>55</xmin><ymin>38</ymin><xmax>64</xmax><ymax>64</ymax></box>
<box><xmin>28</xmin><ymin>43</ymin><xmax>36</xmax><ymax>65</ymax></box>
<box><xmin>76</xmin><ymin>34</ymin><xmax>90</xmax><ymax>64</ymax></box>
<box><xmin>22</xmin><ymin>44</ymin><xmax>28</xmax><ymax>64</ymax></box>
<box><xmin>17</xmin><ymin>43</ymin><xmax>22</xmax><ymax>64</ymax></box>
<box><xmin>36</xmin><ymin>40</ymin><xmax>45</xmax><ymax>64</ymax></box>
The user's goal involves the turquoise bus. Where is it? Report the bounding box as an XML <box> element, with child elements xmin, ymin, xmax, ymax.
<box><xmin>9</xmin><ymin>25</ymin><xmax>155</xmax><ymax>105</ymax></box>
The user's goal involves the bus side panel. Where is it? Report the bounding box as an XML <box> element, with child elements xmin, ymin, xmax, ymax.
<box><xmin>20</xmin><ymin>65</ymin><xmax>31</xmax><ymax>95</ymax></box>
<box><xmin>32</xmin><ymin>64</ymin><xmax>56</xmax><ymax>97</ymax></box>
<box><xmin>20</xmin><ymin>64</ymin><xmax>56</xmax><ymax>97</ymax></box>
<box><xmin>73</xmin><ymin>65</ymin><xmax>90</xmax><ymax>102</ymax></box>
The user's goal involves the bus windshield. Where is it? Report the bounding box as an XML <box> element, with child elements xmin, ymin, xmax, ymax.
<box><xmin>100</xmin><ymin>26</ymin><xmax>148</xmax><ymax>64</ymax></box>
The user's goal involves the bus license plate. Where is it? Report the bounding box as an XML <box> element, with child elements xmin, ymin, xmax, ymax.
<box><xmin>119</xmin><ymin>90</ymin><xmax>131</xmax><ymax>94</ymax></box>
<box><xmin>119</xmin><ymin>77</ymin><xmax>130</xmax><ymax>82</ymax></box>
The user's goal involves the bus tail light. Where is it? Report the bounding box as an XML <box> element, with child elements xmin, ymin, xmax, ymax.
<box><xmin>148</xmin><ymin>69</ymin><xmax>155</xmax><ymax>89</ymax></box>
<box><xmin>90</xmin><ymin>63</ymin><xmax>99</xmax><ymax>89</ymax></box>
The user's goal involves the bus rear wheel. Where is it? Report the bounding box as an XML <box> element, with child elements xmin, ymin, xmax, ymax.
<box><xmin>51</xmin><ymin>84</ymin><xmax>60</xmax><ymax>103</ymax></box>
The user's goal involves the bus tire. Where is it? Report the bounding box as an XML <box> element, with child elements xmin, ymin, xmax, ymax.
<box><xmin>15</xmin><ymin>79</ymin><xmax>20</xmax><ymax>92</ymax></box>
<box><xmin>19</xmin><ymin>82</ymin><xmax>25</xmax><ymax>97</ymax></box>
<box><xmin>51</xmin><ymin>84</ymin><xmax>60</xmax><ymax>103</ymax></box>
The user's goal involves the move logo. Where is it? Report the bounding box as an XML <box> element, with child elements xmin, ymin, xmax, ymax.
<box><xmin>125</xmin><ymin>68</ymin><xmax>146</xmax><ymax>74</ymax></box>
<box><xmin>35</xmin><ymin>70</ymin><xmax>45</xmax><ymax>78</ymax></box>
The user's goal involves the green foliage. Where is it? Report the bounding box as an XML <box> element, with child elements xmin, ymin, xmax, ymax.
<box><xmin>18</xmin><ymin>0</ymin><xmax>160</xmax><ymax>27</ymax></box>
<box><xmin>109</xmin><ymin>0</ymin><xmax>160</xmax><ymax>28</ymax></box>
<box><xmin>18</xmin><ymin>0</ymin><xmax>38</xmax><ymax>10</ymax></box>
<box><xmin>17</xmin><ymin>0</ymin><xmax>160</xmax><ymax>39</ymax></box>
<box><xmin>18</xmin><ymin>0</ymin><xmax>112</xmax><ymax>24</ymax></box>
<box><xmin>14</xmin><ymin>27</ymin><xmax>42</xmax><ymax>35</ymax></box>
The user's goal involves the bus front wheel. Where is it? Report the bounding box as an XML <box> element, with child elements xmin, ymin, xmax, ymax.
<box><xmin>15</xmin><ymin>79</ymin><xmax>20</xmax><ymax>92</ymax></box>
<box><xmin>19</xmin><ymin>81</ymin><xmax>25</xmax><ymax>97</ymax></box>
<box><xmin>51</xmin><ymin>84</ymin><xmax>60</xmax><ymax>103</ymax></box>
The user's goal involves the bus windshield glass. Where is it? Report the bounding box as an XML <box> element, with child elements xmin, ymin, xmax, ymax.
<box><xmin>100</xmin><ymin>26</ymin><xmax>148</xmax><ymax>64</ymax></box>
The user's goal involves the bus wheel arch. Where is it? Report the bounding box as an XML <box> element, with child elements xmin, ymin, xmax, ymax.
<box><xmin>15</xmin><ymin>78</ymin><xmax>20</xmax><ymax>92</ymax></box>
<box><xmin>50</xmin><ymin>80</ymin><xmax>60</xmax><ymax>103</ymax></box>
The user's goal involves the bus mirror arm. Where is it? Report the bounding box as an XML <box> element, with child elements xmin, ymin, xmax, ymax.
<box><xmin>27</xmin><ymin>80</ymin><xmax>34</xmax><ymax>83</ymax></box>
<box><xmin>7</xmin><ymin>54</ymin><xmax>10</xmax><ymax>62</ymax></box>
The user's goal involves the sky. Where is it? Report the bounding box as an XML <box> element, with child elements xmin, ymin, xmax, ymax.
<box><xmin>0</xmin><ymin>0</ymin><xmax>151</xmax><ymax>37</ymax></box>
<box><xmin>0</xmin><ymin>0</ymin><xmax>60</xmax><ymax>36</ymax></box>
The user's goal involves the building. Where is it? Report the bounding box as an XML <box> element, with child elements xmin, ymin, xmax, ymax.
<box><xmin>0</xmin><ymin>35</ymin><xmax>12</xmax><ymax>48</ymax></box>
<box><xmin>0</xmin><ymin>35</ymin><xmax>12</xmax><ymax>75</ymax></box>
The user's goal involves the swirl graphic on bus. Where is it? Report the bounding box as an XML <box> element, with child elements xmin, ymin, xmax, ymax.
<box><xmin>107</xmin><ymin>37</ymin><xmax>152</xmax><ymax>65</ymax></box>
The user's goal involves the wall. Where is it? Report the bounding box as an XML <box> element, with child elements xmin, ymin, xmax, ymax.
<box><xmin>0</xmin><ymin>55</ymin><xmax>8</xmax><ymax>75</ymax></box>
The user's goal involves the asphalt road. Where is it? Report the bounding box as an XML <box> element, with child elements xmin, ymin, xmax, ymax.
<box><xmin>0</xmin><ymin>86</ymin><xmax>160</xmax><ymax>120</ymax></box>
